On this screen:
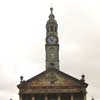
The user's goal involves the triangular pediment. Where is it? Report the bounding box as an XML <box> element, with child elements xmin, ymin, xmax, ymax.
<box><xmin>18</xmin><ymin>69</ymin><xmax>87</xmax><ymax>89</ymax></box>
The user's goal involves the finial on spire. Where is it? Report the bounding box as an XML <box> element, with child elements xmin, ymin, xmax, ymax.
<box><xmin>49</xmin><ymin>7</ymin><xmax>54</xmax><ymax>19</ymax></box>
<box><xmin>50</xmin><ymin>7</ymin><xmax>53</xmax><ymax>14</ymax></box>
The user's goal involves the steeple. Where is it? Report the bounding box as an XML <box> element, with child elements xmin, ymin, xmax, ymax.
<box><xmin>45</xmin><ymin>8</ymin><xmax>59</xmax><ymax>70</ymax></box>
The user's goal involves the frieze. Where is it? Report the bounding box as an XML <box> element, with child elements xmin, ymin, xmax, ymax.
<box><xmin>27</xmin><ymin>80</ymin><xmax>80</xmax><ymax>87</ymax></box>
<box><xmin>20</xmin><ymin>85</ymin><xmax>81</xmax><ymax>92</ymax></box>
<box><xmin>21</xmin><ymin>88</ymin><xmax>81</xmax><ymax>94</ymax></box>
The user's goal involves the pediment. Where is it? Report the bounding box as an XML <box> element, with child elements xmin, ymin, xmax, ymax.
<box><xmin>19</xmin><ymin>69</ymin><xmax>85</xmax><ymax>88</ymax></box>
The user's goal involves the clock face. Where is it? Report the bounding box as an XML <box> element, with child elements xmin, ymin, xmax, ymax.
<box><xmin>47</xmin><ymin>36</ymin><xmax>57</xmax><ymax>44</ymax></box>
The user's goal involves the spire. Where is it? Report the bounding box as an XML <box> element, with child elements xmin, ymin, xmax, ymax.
<box><xmin>49</xmin><ymin>7</ymin><xmax>55</xmax><ymax>19</ymax></box>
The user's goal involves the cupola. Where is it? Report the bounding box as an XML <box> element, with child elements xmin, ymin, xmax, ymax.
<box><xmin>46</xmin><ymin>8</ymin><xmax>58</xmax><ymax>33</ymax></box>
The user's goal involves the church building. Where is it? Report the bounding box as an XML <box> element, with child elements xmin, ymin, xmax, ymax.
<box><xmin>17</xmin><ymin>8</ymin><xmax>88</xmax><ymax>100</ymax></box>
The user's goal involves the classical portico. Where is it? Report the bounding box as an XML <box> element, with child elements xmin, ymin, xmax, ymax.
<box><xmin>17</xmin><ymin>8</ymin><xmax>88</xmax><ymax>100</ymax></box>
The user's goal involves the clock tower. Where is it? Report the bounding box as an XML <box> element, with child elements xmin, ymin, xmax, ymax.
<box><xmin>45</xmin><ymin>8</ymin><xmax>59</xmax><ymax>70</ymax></box>
<box><xmin>17</xmin><ymin>8</ymin><xmax>88</xmax><ymax>100</ymax></box>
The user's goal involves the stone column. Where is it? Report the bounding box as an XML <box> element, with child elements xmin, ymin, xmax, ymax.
<box><xmin>57</xmin><ymin>95</ymin><xmax>61</xmax><ymax>100</ymax></box>
<box><xmin>70</xmin><ymin>95</ymin><xmax>74</xmax><ymax>100</ymax></box>
<box><xmin>32</xmin><ymin>96</ymin><xmax>35</xmax><ymax>100</ymax></box>
<box><xmin>45</xmin><ymin>95</ymin><xmax>48</xmax><ymax>100</ymax></box>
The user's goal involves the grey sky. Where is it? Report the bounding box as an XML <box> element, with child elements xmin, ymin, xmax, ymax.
<box><xmin>0</xmin><ymin>0</ymin><xmax>100</xmax><ymax>100</ymax></box>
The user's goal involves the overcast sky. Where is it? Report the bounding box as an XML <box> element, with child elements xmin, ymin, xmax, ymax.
<box><xmin>0</xmin><ymin>0</ymin><xmax>100</xmax><ymax>100</ymax></box>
